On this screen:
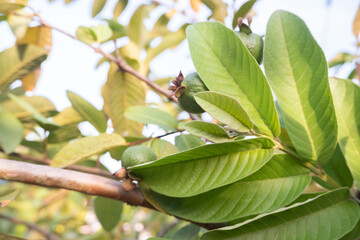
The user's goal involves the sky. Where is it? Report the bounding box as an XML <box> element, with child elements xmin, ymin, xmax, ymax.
<box><xmin>0</xmin><ymin>0</ymin><xmax>359</xmax><ymax>170</ymax></box>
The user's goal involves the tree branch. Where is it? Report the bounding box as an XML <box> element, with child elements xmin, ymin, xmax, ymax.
<box><xmin>0</xmin><ymin>213</ymin><xmax>60</xmax><ymax>240</ymax></box>
<box><xmin>0</xmin><ymin>159</ymin><xmax>153</xmax><ymax>209</ymax></box>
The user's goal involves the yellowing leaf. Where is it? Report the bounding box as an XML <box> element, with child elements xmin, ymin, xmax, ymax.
<box><xmin>51</xmin><ymin>133</ymin><xmax>126</xmax><ymax>168</ymax></box>
<box><xmin>190</xmin><ymin>0</ymin><xmax>202</xmax><ymax>12</ymax></box>
<box><xmin>0</xmin><ymin>0</ymin><xmax>27</xmax><ymax>14</ymax></box>
<box><xmin>16</xmin><ymin>26</ymin><xmax>52</xmax><ymax>53</ymax></box>
<box><xmin>353</xmin><ymin>4</ymin><xmax>360</xmax><ymax>38</ymax></box>
<box><xmin>0</xmin><ymin>190</ymin><xmax>20</xmax><ymax>207</ymax></box>
<box><xmin>52</xmin><ymin>107</ymin><xmax>83</xmax><ymax>126</ymax></box>
<box><xmin>102</xmin><ymin>63</ymin><xmax>145</xmax><ymax>137</ymax></box>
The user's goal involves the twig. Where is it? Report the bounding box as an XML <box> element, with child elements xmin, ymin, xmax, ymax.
<box><xmin>29</xmin><ymin>7</ymin><xmax>178</xmax><ymax>103</ymax></box>
<box><xmin>0</xmin><ymin>213</ymin><xmax>60</xmax><ymax>240</ymax></box>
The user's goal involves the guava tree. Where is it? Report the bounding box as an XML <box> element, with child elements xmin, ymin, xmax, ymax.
<box><xmin>0</xmin><ymin>0</ymin><xmax>360</xmax><ymax>239</ymax></box>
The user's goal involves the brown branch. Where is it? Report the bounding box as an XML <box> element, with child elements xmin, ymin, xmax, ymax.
<box><xmin>0</xmin><ymin>159</ymin><xmax>225</xmax><ymax>230</ymax></box>
<box><xmin>0</xmin><ymin>159</ymin><xmax>153</xmax><ymax>209</ymax></box>
<box><xmin>0</xmin><ymin>213</ymin><xmax>60</xmax><ymax>240</ymax></box>
<box><xmin>8</xmin><ymin>151</ymin><xmax>115</xmax><ymax>179</ymax></box>
<box><xmin>29</xmin><ymin>8</ymin><xmax>177</xmax><ymax>103</ymax></box>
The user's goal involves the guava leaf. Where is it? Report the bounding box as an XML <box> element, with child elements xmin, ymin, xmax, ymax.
<box><xmin>149</xmin><ymin>154</ymin><xmax>310</xmax><ymax>223</ymax></box>
<box><xmin>329</xmin><ymin>77</ymin><xmax>360</xmax><ymax>188</ymax></box>
<box><xmin>51</xmin><ymin>133</ymin><xmax>125</xmax><ymax>168</ymax></box>
<box><xmin>94</xmin><ymin>196</ymin><xmax>123</xmax><ymax>232</ymax></box>
<box><xmin>264</xmin><ymin>10</ymin><xmax>337</xmax><ymax>163</ymax></box>
<box><xmin>52</xmin><ymin>107</ymin><xmax>83</xmax><ymax>126</ymax></box>
<box><xmin>130</xmin><ymin>138</ymin><xmax>274</xmax><ymax>197</ymax></box>
<box><xmin>0</xmin><ymin>109</ymin><xmax>23</xmax><ymax>154</ymax></box>
<box><xmin>200</xmin><ymin>188</ymin><xmax>360</xmax><ymax>240</ymax></box>
<box><xmin>67</xmin><ymin>91</ymin><xmax>107</xmax><ymax>133</ymax></box>
<box><xmin>102</xmin><ymin>63</ymin><xmax>144</xmax><ymax>137</ymax></box>
<box><xmin>186</xmin><ymin>22</ymin><xmax>280</xmax><ymax>137</ymax></box>
<box><xmin>125</xmin><ymin>106</ymin><xmax>178</xmax><ymax>132</ymax></box>
<box><xmin>0</xmin><ymin>0</ymin><xmax>27</xmax><ymax>14</ymax></box>
<box><xmin>0</xmin><ymin>45</ymin><xmax>47</xmax><ymax>91</ymax></box>
<box><xmin>184</xmin><ymin>121</ymin><xmax>230</xmax><ymax>143</ymax></box>
<box><xmin>92</xmin><ymin>0</ymin><xmax>106</xmax><ymax>17</ymax></box>
<box><xmin>0</xmin><ymin>190</ymin><xmax>20</xmax><ymax>207</ymax></box>
<box><xmin>175</xmin><ymin>134</ymin><xmax>205</xmax><ymax>151</ymax></box>
<box><xmin>172</xmin><ymin>224</ymin><xmax>200</xmax><ymax>240</ymax></box>
<box><xmin>143</xmin><ymin>138</ymin><xmax>178</xmax><ymax>158</ymax></box>
<box><xmin>232</xmin><ymin>0</ymin><xmax>256</xmax><ymax>29</ymax></box>
<box><xmin>195</xmin><ymin>91</ymin><xmax>253</xmax><ymax>132</ymax></box>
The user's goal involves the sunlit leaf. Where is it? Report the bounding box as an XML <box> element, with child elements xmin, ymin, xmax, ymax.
<box><xmin>125</xmin><ymin>106</ymin><xmax>178</xmax><ymax>132</ymax></box>
<box><xmin>143</xmin><ymin>138</ymin><xmax>178</xmax><ymax>158</ymax></box>
<box><xmin>0</xmin><ymin>109</ymin><xmax>23</xmax><ymax>153</ymax></box>
<box><xmin>200</xmin><ymin>188</ymin><xmax>360</xmax><ymax>240</ymax></box>
<box><xmin>91</xmin><ymin>25</ymin><xmax>112</xmax><ymax>43</ymax></box>
<box><xmin>94</xmin><ymin>196</ymin><xmax>123</xmax><ymax>232</ymax></box>
<box><xmin>232</xmin><ymin>0</ymin><xmax>256</xmax><ymax>29</ymax></box>
<box><xmin>328</xmin><ymin>52</ymin><xmax>354</xmax><ymax>68</ymax></box>
<box><xmin>48</xmin><ymin>124</ymin><xmax>82</xmax><ymax>144</ymax></box>
<box><xmin>264</xmin><ymin>10</ymin><xmax>337</xmax><ymax>163</ymax></box>
<box><xmin>76</xmin><ymin>26</ymin><xmax>97</xmax><ymax>45</ymax></box>
<box><xmin>130</xmin><ymin>138</ymin><xmax>274</xmax><ymax>197</ymax></box>
<box><xmin>0</xmin><ymin>45</ymin><xmax>47</xmax><ymax>91</ymax></box>
<box><xmin>0</xmin><ymin>190</ymin><xmax>20</xmax><ymax>207</ymax></box>
<box><xmin>201</xmin><ymin>0</ymin><xmax>227</xmax><ymax>23</ymax></box>
<box><xmin>113</xmin><ymin>0</ymin><xmax>128</xmax><ymax>19</ymax></box>
<box><xmin>51</xmin><ymin>133</ymin><xmax>126</xmax><ymax>168</ymax></box>
<box><xmin>175</xmin><ymin>134</ymin><xmax>204</xmax><ymax>151</ymax></box>
<box><xmin>0</xmin><ymin>0</ymin><xmax>27</xmax><ymax>14</ymax></box>
<box><xmin>52</xmin><ymin>107</ymin><xmax>83</xmax><ymax>126</ymax></box>
<box><xmin>329</xmin><ymin>77</ymin><xmax>360</xmax><ymax>188</ymax></box>
<box><xmin>149</xmin><ymin>154</ymin><xmax>310</xmax><ymax>223</ymax></box>
<box><xmin>184</xmin><ymin>121</ymin><xmax>230</xmax><ymax>143</ymax></box>
<box><xmin>67</xmin><ymin>91</ymin><xmax>107</xmax><ymax>133</ymax></box>
<box><xmin>195</xmin><ymin>91</ymin><xmax>252</xmax><ymax>132</ymax></box>
<box><xmin>92</xmin><ymin>0</ymin><xmax>106</xmax><ymax>17</ymax></box>
<box><xmin>102</xmin><ymin>63</ymin><xmax>145</xmax><ymax>137</ymax></box>
<box><xmin>6</xmin><ymin>11</ymin><xmax>30</xmax><ymax>39</ymax></box>
<box><xmin>187</xmin><ymin>22</ymin><xmax>280</xmax><ymax>137</ymax></box>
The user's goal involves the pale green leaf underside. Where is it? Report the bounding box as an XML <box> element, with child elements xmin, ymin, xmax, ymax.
<box><xmin>51</xmin><ymin>133</ymin><xmax>125</xmax><ymax>168</ymax></box>
<box><xmin>149</xmin><ymin>154</ymin><xmax>310</xmax><ymax>223</ymax></box>
<box><xmin>125</xmin><ymin>106</ymin><xmax>178</xmax><ymax>132</ymax></box>
<box><xmin>264</xmin><ymin>10</ymin><xmax>337</xmax><ymax>163</ymax></box>
<box><xmin>195</xmin><ymin>91</ymin><xmax>252</xmax><ymax>132</ymax></box>
<box><xmin>0</xmin><ymin>44</ymin><xmax>47</xmax><ymax>91</ymax></box>
<box><xmin>131</xmin><ymin>138</ymin><xmax>274</xmax><ymax>197</ymax></box>
<box><xmin>186</xmin><ymin>22</ymin><xmax>279</xmax><ymax>137</ymax></box>
<box><xmin>0</xmin><ymin>110</ymin><xmax>23</xmax><ymax>154</ymax></box>
<box><xmin>329</xmin><ymin>78</ymin><xmax>360</xmax><ymax>188</ymax></box>
<box><xmin>175</xmin><ymin>134</ymin><xmax>205</xmax><ymax>151</ymax></box>
<box><xmin>184</xmin><ymin>121</ymin><xmax>230</xmax><ymax>143</ymax></box>
<box><xmin>102</xmin><ymin>63</ymin><xmax>144</xmax><ymax>137</ymax></box>
<box><xmin>67</xmin><ymin>91</ymin><xmax>107</xmax><ymax>133</ymax></box>
<box><xmin>94</xmin><ymin>196</ymin><xmax>123</xmax><ymax>232</ymax></box>
<box><xmin>200</xmin><ymin>188</ymin><xmax>360</xmax><ymax>240</ymax></box>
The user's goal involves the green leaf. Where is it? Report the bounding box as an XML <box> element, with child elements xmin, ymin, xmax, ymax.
<box><xmin>7</xmin><ymin>93</ymin><xmax>59</xmax><ymax>130</ymax></box>
<box><xmin>0</xmin><ymin>87</ymin><xmax>25</xmax><ymax>102</ymax></box>
<box><xmin>47</xmin><ymin>124</ymin><xmax>82</xmax><ymax>144</ymax></box>
<box><xmin>322</xmin><ymin>144</ymin><xmax>353</xmax><ymax>188</ymax></box>
<box><xmin>186</xmin><ymin>22</ymin><xmax>280</xmax><ymax>137</ymax></box>
<box><xmin>105</xmin><ymin>19</ymin><xmax>126</xmax><ymax>40</ymax></box>
<box><xmin>52</xmin><ymin>107</ymin><xmax>83</xmax><ymax>126</ymax></box>
<box><xmin>94</xmin><ymin>196</ymin><xmax>123</xmax><ymax>232</ymax></box>
<box><xmin>232</xmin><ymin>0</ymin><xmax>256</xmax><ymax>29</ymax></box>
<box><xmin>175</xmin><ymin>134</ymin><xmax>205</xmax><ymax>151</ymax></box>
<box><xmin>195</xmin><ymin>92</ymin><xmax>252</xmax><ymax>132</ymax></box>
<box><xmin>0</xmin><ymin>0</ymin><xmax>27</xmax><ymax>14</ymax></box>
<box><xmin>1</xmin><ymin>95</ymin><xmax>56</xmax><ymax>119</ymax></box>
<box><xmin>0</xmin><ymin>45</ymin><xmax>47</xmax><ymax>91</ymax></box>
<box><xmin>102</xmin><ymin>63</ymin><xmax>145</xmax><ymax>137</ymax></box>
<box><xmin>76</xmin><ymin>26</ymin><xmax>97</xmax><ymax>45</ymax></box>
<box><xmin>127</xmin><ymin>4</ymin><xmax>154</xmax><ymax>49</ymax></box>
<box><xmin>130</xmin><ymin>138</ymin><xmax>274</xmax><ymax>197</ymax></box>
<box><xmin>341</xmin><ymin>220</ymin><xmax>360</xmax><ymax>240</ymax></box>
<box><xmin>143</xmin><ymin>138</ymin><xmax>178</xmax><ymax>158</ymax></box>
<box><xmin>172</xmin><ymin>224</ymin><xmax>200</xmax><ymax>240</ymax></box>
<box><xmin>264</xmin><ymin>10</ymin><xmax>337</xmax><ymax>163</ymax></box>
<box><xmin>92</xmin><ymin>0</ymin><xmax>106</xmax><ymax>17</ymax></box>
<box><xmin>51</xmin><ymin>133</ymin><xmax>125</xmax><ymax>168</ymax></box>
<box><xmin>201</xmin><ymin>0</ymin><xmax>227</xmax><ymax>23</ymax></box>
<box><xmin>0</xmin><ymin>189</ymin><xmax>20</xmax><ymax>207</ymax></box>
<box><xmin>149</xmin><ymin>154</ymin><xmax>310</xmax><ymax>223</ymax></box>
<box><xmin>328</xmin><ymin>52</ymin><xmax>354</xmax><ymax>68</ymax></box>
<box><xmin>91</xmin><ymin>25</ymin><xmax>112</xmax><ymax>43</ymax></box>
<box><xmin>145</xmin><ymin>24</ymin><xmax>187</xmax><ymax>64</ymax></box>
<box><xmin>0</xmin><ymin>109</ymin><xmax>23</xmax><ymax>153</ymax></box>
<box><xmin>329</xmin><ymin>78</ymin><xmax>360</xmax><ymax>188</ymax></box>
<box><xmin>67</xmin><ymin>91</ymin><xmax>107</xmax><ymax>133</ymax></box>
<box><xmin>125</xmin><ymin>106</ymin><xmax>178</xmax><ymax>132</ymax></box>
<box><xmin>113</xmin><ymin>0</ymin><xmax>128</xmax><ymax>19</ymax></box>
<box><xmin>184</xmin><ymin>121</ymin><xmax>230</xmax><ymax>143</ymax></box>
<box><xmin>200</xmin><ymin>188</ymin><xmax>360</xmax><ymax>240</ymax></box>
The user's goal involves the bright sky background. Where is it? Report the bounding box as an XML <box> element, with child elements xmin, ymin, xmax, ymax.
<box><xmin>0</xmin><ymin>0</ymin><xmax>359</xmax><ymax>171</ymax></box>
